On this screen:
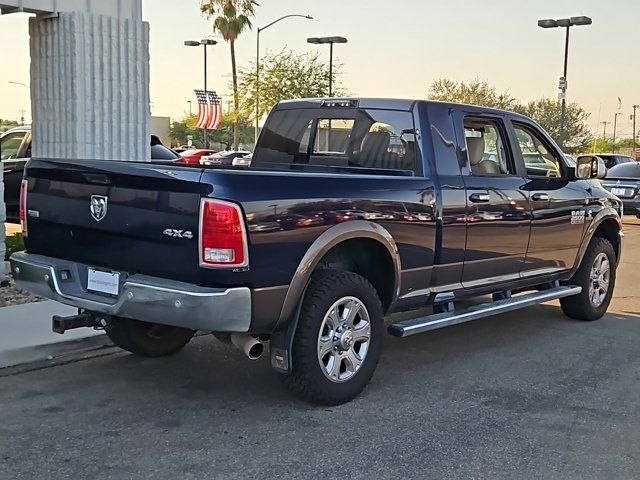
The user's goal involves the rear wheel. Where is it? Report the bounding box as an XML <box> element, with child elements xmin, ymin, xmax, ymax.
<box><xmin>561</xmin><ymin>237</ymin><xmax>616</xmax><ymax>321</ymax></box>
<box><xmin>282</xmin><ymin>270</ymin><xmax>383</xmax><ymax>405</ymax></box>
<box><xmin>105</xmin><ymin>318</ymin><xmax>195</xmax><ymax>357</ymax></box>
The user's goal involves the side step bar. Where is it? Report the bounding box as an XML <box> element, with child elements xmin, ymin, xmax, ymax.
<box><xmin>388</xmin><ymin>285</ymin><xmax>581</xmax><ymax>338</ymax></box>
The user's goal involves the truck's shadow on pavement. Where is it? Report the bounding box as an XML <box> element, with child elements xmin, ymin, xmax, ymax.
<box><xmin>96</xmin><ymin>303</ymin><xmax>640</xmax><ymax>408</ymax></box>
<box><xmin>3</xmin><ymin>304</ymin><xmax>640</xmax><ymax>480</ymax></box>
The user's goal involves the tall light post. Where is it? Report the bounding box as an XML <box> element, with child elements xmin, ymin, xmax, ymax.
<box><xmin>601</xmin><ymin>121</ymin><xmax>611</xmax><ymax>145</ymax></box>
<box><xmin>307</xmin><ymin>36</ymin><xmax>348</xmax><ymax>97</ymax></box>
<box><xmin>538</xmin><ymin>16</ymin><xmax>592</xmax><ymax>151</ymax></box>
<box><xmin>612</xmin><ymin>112</ymin><xmax>622</xmax><ymax>153</ymax></box>
<box><xmin>187</xmin><ymin>100</ymin><xmax>193</xmax><ymax>116</ymax></box>
<box><xmin>184</xmin><ymin>38</ymin><xmax>217</xmax><ymax>148</ymax></box>
<box><xmin>255</xmin><ymin>14</ymin><xmax>313</xmax><ymax>145</ymax></box>
<box><xmin>9</xmin><ymin>82</ymin><xmax>31</xmax><ymax>125</ymax></box>
<box><xmin>632</xmin><ymin>105</ymin><xmax>639</xmax><ymax>159</ymax></box>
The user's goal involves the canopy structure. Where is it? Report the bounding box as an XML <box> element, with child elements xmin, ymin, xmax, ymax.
<box><xmin>0</xmin><ymin>0</ymin><xmax>142</xmax><ymax>19</ymax></box>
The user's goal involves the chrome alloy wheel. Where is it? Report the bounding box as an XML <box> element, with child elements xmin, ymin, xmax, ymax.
<box><xmin>589</xmin><ymin>252</ymin><xmax>611</xmax><ymax>308</ymax></box>
<box><xmin>317</xmin><ymin>296</ymin><xmax>371</xmax><ymax>383</ymax></box>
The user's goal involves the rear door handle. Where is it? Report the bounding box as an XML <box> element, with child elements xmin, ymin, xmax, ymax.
<box><xmin>532</xmin><ymin>193</ymin><xmax>550</xmax><ymax>201</ymax></box>
<box><xmin>469</xmin><ymin>193</ymin><xmax>491</xmax><ymax>203</ymax></box>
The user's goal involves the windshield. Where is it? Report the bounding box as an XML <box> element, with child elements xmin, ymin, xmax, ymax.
<box><xmin>151</xmin><ymin>144</ymin><xmax>180</xmax><ymax>160</ymax></box>
<box><xmin>253</xmin><ymin>108</ymin><xmax>417</xmax><ymax>173</ymax></box>
<box><xmin>606</xmin><ymin>163</ymin><xmax>640</xmax><ymax>179</ymax></box>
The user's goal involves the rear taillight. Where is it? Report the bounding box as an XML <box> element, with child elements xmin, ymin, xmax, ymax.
<box><xmin>19</xmin><ymin>179</ymin><xmax>27</xmax><ymax>236</ymax></box>
<box><xmin>199</xmin><ymin>199</ymin><xmax>248</xmax><ymax>267</ymax></box>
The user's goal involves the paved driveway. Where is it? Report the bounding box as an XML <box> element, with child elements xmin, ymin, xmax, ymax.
<box><xmin>1</xmin><ymin>219</ymin><xmax>639</xmax><ymax>479</ymax></box>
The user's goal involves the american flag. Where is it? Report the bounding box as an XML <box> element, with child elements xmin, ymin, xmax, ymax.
<box><xmin>206</xmin><ymin>91</ymin><xmax>223</xmax><ymax>130</ymax></box>
<box><xmin>194</xmin><ymin>90</ymin><xmax>209</xmax><ymax>129</ymax></box>
<box><xmin>194</xmin><ymin>90</ymin><xmax>223</xmax><ymax>130</ymax></box>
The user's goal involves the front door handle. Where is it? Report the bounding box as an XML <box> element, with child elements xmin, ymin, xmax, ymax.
<box><xmin>469</xmin><ymin>193</ymin><xmax>491</xmax><ymax>203</ymax></box>
<box><xmin>532</xmin><ymin>193</ymin><xmax>550</xmax><ymax>201</ymax></box>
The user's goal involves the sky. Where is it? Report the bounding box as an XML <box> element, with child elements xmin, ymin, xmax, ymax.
<box><xmin>0</xmin><ymin>0</ymin><xmax>638</xmax><ymax>137</ymax></box>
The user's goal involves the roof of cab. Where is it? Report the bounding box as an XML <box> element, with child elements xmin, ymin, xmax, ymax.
<box><xmin>274</xmin><ymin>97</ymin><xmax>533</xmax><ymax>120</ymax></box>
<box><xmin>276</xmin><ymin>98</ymin><xmax>417</xmax><ymax>111</ymax></box>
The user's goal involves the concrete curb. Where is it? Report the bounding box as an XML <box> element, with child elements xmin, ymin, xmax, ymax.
<box><xmin>0</xmin><ymin>300</ymin><xmax>110</xmax><ymax>369</ymax></box>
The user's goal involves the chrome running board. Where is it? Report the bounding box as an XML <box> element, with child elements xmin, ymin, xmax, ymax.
<box><xmin>388</xmin><ymin>285</ymin><xmax>582</xmax><ymax>338</ymax></box>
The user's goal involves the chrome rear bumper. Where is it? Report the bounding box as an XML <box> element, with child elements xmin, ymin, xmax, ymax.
<box><xmin>9</xmin><ymin>252</ymin><xmax>251</xmax><ymax>332</ymax></box>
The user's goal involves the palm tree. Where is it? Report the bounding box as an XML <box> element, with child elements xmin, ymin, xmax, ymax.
<box><xmin>201</xmin><ymin>0</ymin><xmax>258</xmax><ymax>150</ymax></box>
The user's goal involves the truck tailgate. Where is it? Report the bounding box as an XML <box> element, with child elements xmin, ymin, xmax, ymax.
<box><xmin>23</xmin><ymin>158</ymin><xmax>208</xmax><ymax>284</ymax></box>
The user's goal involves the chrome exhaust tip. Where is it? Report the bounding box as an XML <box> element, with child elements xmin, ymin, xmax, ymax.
<box><xmin>230</xmin><ymin>333</ymin><xmax>264</xmax><ymax>360</ymax></box>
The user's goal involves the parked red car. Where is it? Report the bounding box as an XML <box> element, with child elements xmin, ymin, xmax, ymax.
<box><xmin>176</xmin><ymin>148</ymin><xmax>218</xmax><ymax>165</ymax></box>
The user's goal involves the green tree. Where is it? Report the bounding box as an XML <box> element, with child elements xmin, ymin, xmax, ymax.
<box><xmin>0</xmin><ymin>118</ymin><xmax>19</xmax><ymax>133</ymax></box>
<box><xmin>201</xmin><ymin>0</ymin><xmax>258</xmax><ymax>150</ymax></box>
<box><xmin>237</xmin><ymin>50</ymin><xmax>346</xmax><ymax>123</ymax></box>
<box><xmin>170</xmin><ymin>112</ymin><xmax>254</xmax><ymax>149</ymax></box>
<box><xmin>426</xmin><ymin>78</ymin><xmax>593</xmax><ymax>153</ymax></box>
<box><xmin>208</xmin><ymin>111</ymin><xmax>255</xmax><ymax>149</ymax></box>
<box><xmin>521</xmin><ymin>98</ymin><xmax>592</xmax><ymax>153</ymax></box>
<box><xmin>170</xmin><ymin>113</ymin><xmax>198</xmax><ymax>147</ymax></box>
<box><xmin>427</xmin><ymin>78</ymin><xmax>521</xmax><ymax>111</ymax></box>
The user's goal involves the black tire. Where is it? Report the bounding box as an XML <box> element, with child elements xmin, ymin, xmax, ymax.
<box><xmin>105</xmin><ymin>318</ymin><xmax>195</xmax><ymax>357</ymax></box>
<box><xmin>560</xmin><ymin>237</ymin><xmax>616</xmax><ymax>321</ymax></box>
<box><xmin>282</xmin><ymin>270</ymin><xmax>383</xmax><ymax>405</ymax></box>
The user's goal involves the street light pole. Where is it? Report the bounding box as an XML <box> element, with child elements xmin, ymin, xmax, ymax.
<box><xmin>329</xmin><ymin>42</ymin><xmax>334</xmax><ymax>97</ymax></box>
<box><xmin>255</xmin><ymin>14</ymin><xmax>313</xmax><ymax>146</ymax></box>
<box><xmin>538</xmin><ymin>16</ymin><xmax>592</xmax><ymax>151</ymax></box>
<box><xmin>559</xmin><ymin>25</ymin><xmax>570</xmax><ymax>150</ymax></box>
<box><xmin>9</xmin><ymin>82</ymin><xmax>31</xmax><ymax>126</ymax></box>
<box><xmin>633</xmin><ymin>104</ymin><xmax>639</xmax><ymax>159</ymax></box>
<box><xmin>601</xmin><ymin>121</ymin><xmax>611</xmax><ymax>143</ymax></box>
<box><xmin>612</xmin><ymin>112</ymin><xmax>621</xmax><ymax>153</ymax></box>
<box><xmin>307</xmin><ymin>36</ymin><xmax>348</xmax><ymax>97</ymax></box>
<box><xmin>185</xmin><ymin>38</ymin><xmax>217</xmax><ymax>148</ymax></box>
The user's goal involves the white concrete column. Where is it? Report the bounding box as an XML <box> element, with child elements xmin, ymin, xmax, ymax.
<box><xmin>29</xmin><ymin>10</ymin><xmax>150</xmax><ymax>160</ymax></box>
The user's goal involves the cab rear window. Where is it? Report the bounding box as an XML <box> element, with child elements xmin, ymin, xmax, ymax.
<box><xmin>253</xmin><ymin>108</ymin><xmax>417</xmax><ymax>174</ymax></box>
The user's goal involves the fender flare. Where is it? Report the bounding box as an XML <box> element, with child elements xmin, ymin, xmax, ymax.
<box><xmin>570</xmin><ymin>207</ymin><xmax>623</xmax><ymax>276</ymax></box>
<box><xmin>269</xmin><ymin>220</ymin><xmax>401</xmax><ymax>374</ymax></box>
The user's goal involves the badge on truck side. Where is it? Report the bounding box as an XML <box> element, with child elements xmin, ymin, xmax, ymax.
<box><xmin>163</xmin><ymin>229</ymin><xmax>194</xmax><ymax>239</ymax></box>
<box><xmin>571</xmin><ymin>210</ymin><xmax>585</xmax><ymax>224</ymax></box>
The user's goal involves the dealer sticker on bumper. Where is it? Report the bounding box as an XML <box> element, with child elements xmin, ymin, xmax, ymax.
<box><xmin>87</xmin><ymin>268</ymin><xmax>120</xmax><ymax>295</ymax></box>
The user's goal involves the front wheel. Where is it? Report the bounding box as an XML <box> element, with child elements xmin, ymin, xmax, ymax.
<box><xmin>561</xmin><ymin>237</ymin><xmax>616</xmax><ymax>321</ymax></box>
<box><xmin>282</xmin><ymin>270</ymin><xmax>383</xmax><ymax>405</ymax></box>
<box><xmin>105</xmin><ymin>317</ymin><xmax>195</xmax><ymax>357</ymax></box>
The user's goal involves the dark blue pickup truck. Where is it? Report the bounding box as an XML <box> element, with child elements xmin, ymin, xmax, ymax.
<box><xmin>11</xmin><ymin>98</ymin><xmax>623</xmax><ymax>405</ymax></box>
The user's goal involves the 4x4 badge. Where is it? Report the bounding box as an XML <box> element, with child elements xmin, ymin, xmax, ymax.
<box><xmin>90</xmin><ymin>195</ymin><xmax>108</xmax><ymax>222</ymax></box>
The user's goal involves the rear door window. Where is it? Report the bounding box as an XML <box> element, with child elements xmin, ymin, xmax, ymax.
<box><xmin>463</xmin><ymin>118</ymin><xmax>515</xmax><ymax>176</ymax></box>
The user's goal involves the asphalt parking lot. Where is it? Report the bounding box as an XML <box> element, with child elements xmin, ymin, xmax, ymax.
<box><xmin>1</xmin><ymin>219</ymin><xmax>639</xmax><ymax>480</ymax></box>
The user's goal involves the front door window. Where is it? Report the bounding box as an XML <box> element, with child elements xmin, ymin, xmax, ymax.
<box><xmin>513</xmin><ymin>125</ymin><xmax>562</xmax><ymax>178</ymax></box>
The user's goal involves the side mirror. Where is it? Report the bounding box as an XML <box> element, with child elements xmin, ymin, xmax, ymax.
<box><xmin>576</xmin><ymin>155</ymin><xmax>606</xmax><ymax>180</ymax></box>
